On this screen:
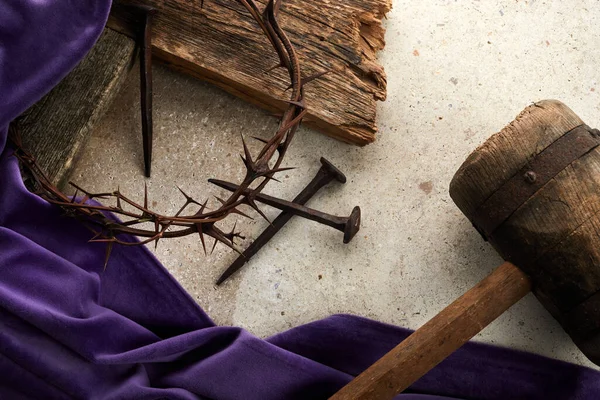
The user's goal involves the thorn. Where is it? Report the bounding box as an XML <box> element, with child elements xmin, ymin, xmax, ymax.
<box><xmin>262</xmin><ymin>175</ymin><xmax>282</xmax><ymax>184</ymax></box>
<box><xmin>252</xmin><ymin>136</ymin><xmax>269</xmax><ymax>144</ymax></box>
<box><xmin>245</xmin><ymin>196</ymin><xmax>272</xmax><ymax>225</ymax></box>
<box><xmin>198</xmin><ymin>198</ymin><xmax>209</xmax><ymax>215</ymax></box>
<box><xmin>68</xmin><ymin>181</ymin><xmax>82</xmax><ymax>191</ymax></box>
<box><xmin>198</xmin><ymin>224</ymin><xmax>208</xmax><ymax>255</ymax></box>
<box><xmin>103</xmin><ymin>240</ymin><xmax>114</xmax><ymax>271</ymax></box>
<box><xmin>231</xmin><ymin>207</ymin><xmax>254</xmax><ymax>220</ymax></box>
<box><xmin>241</xmin><ymin>135</ymin><xmax>252</xmax><ymax>160</ymax></box>
<box><xmin>214</xmin><ymin>196</ymin><xmax>227</xmax><ymax>206</ymax></box>
<box><xmin>240</xmin><ymin>135</ymin><xmax>256</xmax><ymax>172</ymax></box>
<box><xmin>225</xmin><ymin>221</ymin><xmax>246</xmax><ymax>245</ymax></box>
<box><xmin>302</xmin><ymin>70</ymin><xmax>330</xmax><ymax>86</ymax></box>
<box><xmin>252</xmin><ymin>135</ymin><xmax>285</xmax><ymax>155</ymax></box>
<box><xmin>89</xmin><ymin>210</ymin><xmax>104</xmax><ymax>219</ymax></box>
<box><xmin>89</xmin><ymin>237</ymin><xmax>117</xmax><ymax>244</ymax></box>
<box><xmin>69</xmin><ymin>182</ymin><xmax>108</xmax><ymax>201</ymax></box>
<box><xmin>212</xmin><ymin>197</ymin><xmax>253</xmax><ymax>219</ymax></box>
<box><xmin>240</xmin><ymin>155</ymin><xmax>256</xmax><ymax>175</ymax></box>
<box><xmin>71</xmin><ymin>188</ymin><xmax>79</xmax><ymax>204</ymax></box>
<box><xmin>264</xmin><ymin>63</ymin><xmax>284</xmax><ymax>73</ymax></box>
<box><xmin>285</xmin><ymin>70</ymin><xmax>329</xmax><ymax>91</ymax></box>
<box><xmin>115</xmin><ymin>186</ymin><xmax>122</xmax><ymax>209</ymax></box>
<box><xmin>177</xmin><ymin>186</ymin><xmax>201</xmax><ymax>205</ymax></box>
<box><xmin>89</xmin><ymin>230</ymin><xmax>103</xmax><ymax>242</ymax></box>
<box><xmin>193</xmin><ymin>199</ymin><xmax>210</xmax><ymax>218</ymax></box>
<box><xmin>211</xmin><ymin>238</ymin><xmax>218</xmax><ymax>255</ymax></box>
<box><xmin>206</xmin><ymin>225</ymin><xmax>244</xmax><ymax>256</ymax></box>
<box><xmin>257</xmin><ymin>166</ymin><xmax>295</xmax><ymax>179</ymax></box>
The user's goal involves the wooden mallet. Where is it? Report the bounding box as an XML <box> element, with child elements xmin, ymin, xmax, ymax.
<box><xmin>331</xmin><ymin>100</ymin><xmax>600</xmax><ymax>400</ymax></box>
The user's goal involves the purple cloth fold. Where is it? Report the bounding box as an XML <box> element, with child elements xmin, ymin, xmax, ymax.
<box><xmin>1</xmin><ymin>1</ymin><xmax>600</xmax><ymax>399</ymax></box>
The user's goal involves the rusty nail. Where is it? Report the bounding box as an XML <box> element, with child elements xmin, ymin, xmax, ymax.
<box><xmin>133</xmin><ymin>5</ymin><xmax>157</xmax><ymax>178</ymax></box>
<box><xmin>209</xmin><ymin>178</ymin><xmax>361</xmax><ymax>243</ymax></box>
<box><xmin>216</xmin><ymin>158</ymin><xmax>346</xmax><ymax>285</ymax></box>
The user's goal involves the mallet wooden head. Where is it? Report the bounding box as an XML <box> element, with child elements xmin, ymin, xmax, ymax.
<box><xmin>450</xmin><ymin>99</ymin><xmax>600</xmax><ymax>364</ymax></box>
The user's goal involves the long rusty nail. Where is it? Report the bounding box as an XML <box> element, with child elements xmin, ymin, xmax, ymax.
<box><xmin>209</xmin><ymin>177</ymin><xmax>361</xmax><ymax>243</ymax></box>
<box><xmin>216</xmin><ymin>157</ymin><xmax>346</xmax><ymax>285</ymax></box>
<box><xmin>136</xmin><ymin>6</ymin><xmax>157</xmax><ymax>178</ymax></box>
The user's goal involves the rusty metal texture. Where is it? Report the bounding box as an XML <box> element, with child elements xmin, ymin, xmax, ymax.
<box><xmin>216</xmin><ymin>157</ymin><xmax>346</xmax><ymax>285</ymax></box>
<box><xmin>208</xmin><ymin>178</ymin><xmax>361</xmax><ymax>243</ymax></box>
<box><xmin>472</xmin><ymin>124</ymin><xmax>600</xmax><ymax>240</ymax></box>
<box><xmin>137</xmin><ymin>6</ymin><xmax>157</xmax><ymax>178</ymax></box>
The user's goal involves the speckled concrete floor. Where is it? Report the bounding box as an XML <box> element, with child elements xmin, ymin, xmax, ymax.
<box><xmin>71</xmin><ymin>1</ymin><xmax>600</xmax><ymax>368</ymax></box>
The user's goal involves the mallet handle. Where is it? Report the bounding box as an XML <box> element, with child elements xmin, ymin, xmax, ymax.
<box><xmin>330</xmin><ymin>262</ymin><xmax>531</xmax><ymax>400</ymax></box>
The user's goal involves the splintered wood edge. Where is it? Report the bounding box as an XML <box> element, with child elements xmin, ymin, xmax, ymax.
<box><xmin>155</xmin><ymin>48</ymin><xmax>375</xmax><ymax>145</ymax></box>
<box><xmin>108</xmin><ymin>0</ymin><xmax>392</xmax><ymax>146</ymax></box>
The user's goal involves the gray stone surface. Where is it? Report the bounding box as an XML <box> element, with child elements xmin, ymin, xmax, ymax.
<box><xmin>71</xmin><ymin>0</ymin><xmax>600</xmax><ymax>369</ymax></box>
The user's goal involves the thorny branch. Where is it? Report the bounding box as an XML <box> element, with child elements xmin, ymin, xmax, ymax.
<box><xmin>8</xmin><ymin>0</ymin><xmax>327</xmax><ymax>268</ymax></box>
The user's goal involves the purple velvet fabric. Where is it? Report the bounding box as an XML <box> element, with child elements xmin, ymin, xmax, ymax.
<box><xmin>1</xmin><ymin>1</ymin><xmax>600</xmax><ymax>399</ymax></box>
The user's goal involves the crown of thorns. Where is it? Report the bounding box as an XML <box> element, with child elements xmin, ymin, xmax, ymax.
<box><xmin>9</xmin><ymin>0</ymin><xmax>326</xmax><ymax>268</ymax></box>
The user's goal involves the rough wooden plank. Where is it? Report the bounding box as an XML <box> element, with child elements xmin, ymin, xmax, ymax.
<box><xmin>108</xmin><ymin>0</ymin><xmax>391</xmax><ymax>145</ymax></box>
<box><xmin>19</xmin><ymin>29</ymin><xmax>136</xmax><ymax>188</ymax></box>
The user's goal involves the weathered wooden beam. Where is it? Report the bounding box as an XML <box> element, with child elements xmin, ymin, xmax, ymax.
<box><xmin>19</xmin><ymin>29</ymin><xmax>136</xmax><ymax>188</ymax></box>
<box><xmin>109</xmin><ymin>0</ymin><xmax>391</xmax><ymax>145</ymax></box>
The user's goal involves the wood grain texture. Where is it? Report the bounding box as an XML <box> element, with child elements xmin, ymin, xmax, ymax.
<box><xmin>450</xmin><ymin>100</ymin><xmax>584</xmax><ymax>217</ymax></box>
<box><xmin>493</xmin><ymin>146</ymin><xmax>600</xmax><ymax>311</ymax></box>
<box><xmin>108</xmin><ymin>0</ymin><xmax>391</xmax><ymax>145</ymax></box>
<box><xmin>330</xmin><ymin>262</ymin><xmax>531</xmax><ymax>400</ymax></box>
<box><xmin>19</xmin><ymin>29</ymin><xmax>136</xmax><ymax>188</ymax></box>
<box><xmin>449</xmin><ymin>101</ymin><xmax>600</xmax><ymax>311</ymax></box>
